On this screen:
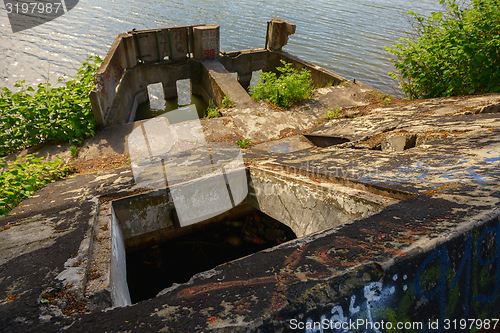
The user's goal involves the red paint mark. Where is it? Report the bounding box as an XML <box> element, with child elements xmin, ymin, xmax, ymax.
<box><xmin>384</xmin><ymin>248</ymin><xmax>407</xmax><ymax>257</ymax></box>
<box><xmin>177</xmin><ymin>275</ymin><xmax>279</xmax><ymax>298</ymax></box>
<box><xmin>359</xmin><ymin>228</ymin><xmax>387</xmax><ymax>241</ymax></box>
<box><xmin>285</xmin><ymin>244</ymin><xmax>309</xmax><ymax>268</ymax></box>
<box><xmin>437</xmin><ymin>218</ymin><xmax>444</xmax><ymax>221</ymax></box>
<box><xmin>208</xmin><ymin>316</ymin><xmax>217</xmax><ymax>324</ymax></box>
<box><xmin>445</xmin><ymin>215</ymin><xmax>452</xmax><ymax>219</ymax></box>
<box><xmin>203</xmin><ymin>49</ymin><xmax>216</xmax><ymax>59</ymax></box>
<box><xmin>405</xmin><ymin>231</ymin><xmax>415</xmax><ymax>239</ymax></box>
<box><xmin>270</xmin><ymin>298</ymin><xmax>285</xmax><ymax>311</ymax></box>
<box><xmin>338</xmin><ymin>236</ymin><xmax>407</xmax><ymax>259</ymax></box>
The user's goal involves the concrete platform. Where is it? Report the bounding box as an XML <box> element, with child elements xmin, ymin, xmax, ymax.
<box><xmin>1</xmin><ymin>93</ymin><xmax>500</xmax><ymax>332</ymax></box>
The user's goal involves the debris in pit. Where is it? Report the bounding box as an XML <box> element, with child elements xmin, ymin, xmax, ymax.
<box><xmin>126</xmin><ymin>211</ymin><xmax>296</xmax><ymax>303</ymax></box>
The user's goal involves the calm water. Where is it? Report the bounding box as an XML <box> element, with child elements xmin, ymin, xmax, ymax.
<box><xmin>0</xmin><ymin>0</ymin><xmax>446</xmax><ymax>95</ymax></box>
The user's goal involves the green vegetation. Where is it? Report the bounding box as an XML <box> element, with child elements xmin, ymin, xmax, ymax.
<box><xmin>377</xmin><ymin>93</ymin><xmax>393</xmax><ymax>105</ymax></box>
<box><xmin>70</xmin><ymin>145</ymin><xmax>78</xmax><ymax>158</ymax></box>
<box><xmin>236</xmin><ymin>138</ymin><xmax>251</xmax><ymax>149</ymax></box>
<box><xmin>385</xmin><ymin>0</ymin><xmax>500</xmax><ymax>99</ymax></box>
<box><xmin>325</xmin><ymin>105</ymin><xmax>342</xmax><ymax>120</ymax></box>
<box><xmin>251</xmin><ymin>60</ymin><xmax>314</xmax><ymax>108</ymax></box>
<box><xmin>0</xmin><ymin>54</ymin><xmax>101</xmax><ymax>157</ymax></box>
<box><xmin>0</xmin><ymin>155</ymin><xmax>73</xmax><ymax>218</ymax></box>
<box><xmin>222</xmin><ymin>95</ymin><xmax>235</xmax><ymax>108</ymax></box>
<box><xmin>204</xmin><ymin>100</ymin><xmax>220</xmax><ymax>119</ymax></box>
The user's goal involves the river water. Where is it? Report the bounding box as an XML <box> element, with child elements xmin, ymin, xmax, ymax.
<box><xmin>0</xmin><ymin>0</ymin><xmax>445</xmax><ymax>95</ymax></box>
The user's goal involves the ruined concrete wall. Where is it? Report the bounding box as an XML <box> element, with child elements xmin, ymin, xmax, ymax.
<box><xmin>218</xmin><ymin>49</ymin><xmax>269</xmax><ymax>90</ymax></box>
<box><xmin>90</xmin><ymin>25</ymin><xmax>204</xmax><ymax>127</ymax></box>
<box><xmin>200</xmin><ymin>59</ymin><xmax>255</xmax><ymax>108</ymax></box>
<box><xmin>247</xmin><ymin>167</ymin><xmax>396</xmax><ymax>238</ymax></box>
<box><xmin>112</xmin><ymin>189</ymin><xmax>175</xmax><ymax>246</ymax></box>
<box><xmin>89</xmin><ymin>25</ymin><xmax>347</xmax><ymax>127</ymax></box>
<box><xmin>281</xmin><ymin>212</ymin><xmax>500</xmax><ymax>332</ymax></box>
<box><xmin>268</xmin><ymin>50</ymin><xmax>345</xmax><ymax>87</ymax></box>
<box><xmin>104</xmin><ymin>61</ymin><xmax>193</xmax><ymax>125</ymax></box>
<box><xmin>266</xmin><ymin>18</ymin><xmax>296</xmax><ymax>51</ymax></box>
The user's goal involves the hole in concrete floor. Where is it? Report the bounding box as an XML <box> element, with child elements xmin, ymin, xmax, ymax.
<box><xmin>126</xmin><ymin>208</ymin><xmax>296</xmax><ymax>303</ymax></box>
<box><xmin>358</xmin><ymin>133</ymin><xmax>423</xmax><ymax>151</ymax></box>
<box><xmin>98</xmin><ymin>168</ymin><xmax>401</xmax><ymax>308</ymax></box>
<box><xmin>380</xmin><ymin>134</ymin><xmax>417</xmax><ymax>151</ymax></box>
<box><xmin>134</xmin><ymin>80</ymin><xmax>208</xmax><ymax>122</ymax></box>
<box><xmin>304</xmin><ymin>134</ymin><xmax>350</xmax><ymax>148</ymax></box>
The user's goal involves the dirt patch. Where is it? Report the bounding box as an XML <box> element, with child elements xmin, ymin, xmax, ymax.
<box><xmin>40</xmin><ymin>288</ymin><xmax>87</xmax><ymax>316</ymax></box>
<box><xmin>70</xmin><ymin>154</ymin><xmax>130</xmax><ymax>176</ymax></box>
<box><xmin>279</xmin><ymin>128</ymin><xmax>299</xmax><ymax>139</ymax></box>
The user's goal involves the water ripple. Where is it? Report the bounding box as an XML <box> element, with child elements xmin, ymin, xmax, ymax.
<box><xmin>1</xmin><ymin>0</ymin><xmax>444</xmax><ymax>94</ymax></box>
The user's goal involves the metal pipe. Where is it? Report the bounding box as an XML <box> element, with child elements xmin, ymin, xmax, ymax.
<box><xmin>265</xmin><ymin>21</ymin><xmax>270</xmax><ymax>49</ymax></box>
<box><xmin>168</xmin><ymin>29</ymin><xmax>174</xmax><ymax>60</ymax></box>
<box><xmin>155</xmin><ymin>30</ymin><xmax>162</xmax><ymax>61</ymax></box>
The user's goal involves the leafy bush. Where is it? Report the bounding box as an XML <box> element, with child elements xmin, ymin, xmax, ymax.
<box><xmin>204</xmin><ymin>100</ymin><xmax>220</xmax><ymax>119</ymax></box>
<box><xmin>251</xmin><ymin>60</ymin><xmax>314</xmax><ymax>108</ymax></box>
<box><xmin>0</xmin><ymin>155</ymin><xmax>73</xmax><ymax>218</ymax></box>
<box><xmin>385</xmin><ymin>0</ymin><xmax>500</xmax><ymax>99</ymax></box>
<box><xmin>222</xmin><ymin>95</ymin><xmax>235</xmax><ymax>108</ymax></box>
<box><xmin>0</xmin><ymin>54</ymin><xmax>102</xmax><ymax>157</ymax></box>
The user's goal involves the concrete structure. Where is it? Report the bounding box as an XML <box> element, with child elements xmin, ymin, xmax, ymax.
<box><xmin>89</xmin><ymin>23</ymin><xmax>343</xmax><ymax>128</ymax></box>
<box><xmin>2</xmin><ymin>91</ymin><xmax>500</xmax><ymax>332</ymax></box>
<box><xmin>266</xmin><ymin>18</ymin><xmax>296</xmax><ymax>51</ymax></box>
<box><xmin>2</xmin><ymin>21</ymin><xmax>500</xmax><ymax>333</ymax></box>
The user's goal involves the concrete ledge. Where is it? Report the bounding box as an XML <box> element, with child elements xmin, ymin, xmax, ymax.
<box><xmin>201</xmin><ymin>59</ymin><xmax>255</xmax><ymax>108</ymax></box>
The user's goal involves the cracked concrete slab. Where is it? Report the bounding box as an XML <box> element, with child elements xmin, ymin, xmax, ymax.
<box><xmin>1</xmin><ymin>93</ymin><xmax>500</xmax><ymax>332</ymax></box>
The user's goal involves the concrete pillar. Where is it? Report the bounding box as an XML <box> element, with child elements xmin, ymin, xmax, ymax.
<box><xmin>190</xmin><ymin>61</ymin><xmax>204</xmax><ymax>97</ymax></box>
<box><xmin>169</xmin><ymin>27</ymin><xmax>190</xmax><ymax>61</ymax></box>
<box><xmin>237</xmin><ymin>72</ymin><xmax>253</xmax><ymax>91</ymax></box>
<box><xmin>266</xmin><ymin>19</ymin><xmax>296</xmax><ymax>51</ymax></box>
<box><xmin>192</xmin><ymin>25</ymin><xmax>220</xmax><ymax>60</ymax></box>
<box><xmin>162</xmin><ymin>82</ymin><xmax>178</xmax><ymax>99</ymax></box>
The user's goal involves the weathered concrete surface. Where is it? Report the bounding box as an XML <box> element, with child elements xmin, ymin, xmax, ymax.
<box><xmin>266</xmin><ymin>19</ymin><xmax>296</xmax><ymax>51</ymax></box>
<box><xmin>90</xmin><ymin>25</ymin><xmax>203</xmax><ymax>127</ymax></box>
<box><xmin>200</xmin><ymin>59</ymin><xmax>255</xmax><ymax>108</ymax></box>
<box><xmin>1</xmin><ymin>93</ymin><xmax>500</xmax><ymax>332</ymax></box>
<box><xmin>90</xmin><ymin>24</ymin><xmax>350</xmax><ymax>128</ymax></box>
<box><xmin>252</xmin><ymin>136</ymin><xmax>315</xmax><ymax>154</ymax></box>
<box><xmin>3</xmin><ymin>78</ymin><xmax>381</xmax><ymax>169</ymax></box>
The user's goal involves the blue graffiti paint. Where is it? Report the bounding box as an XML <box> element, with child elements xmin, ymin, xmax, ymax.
<box><xmin>394</xmin><ymin>167</ymin><xmax>429</xmax><ymax>181</ymax></box>
<box><xmin>474</xmin><ymin>225</ymin><xmax>500</xmax><ymax>303</ymax></box>
<box><xmin>415</xmin><ymin>156</ymin><xmax>467</xmax><ymax>171</ymax></box>
<box><xmin>415</xmin><ymin>248</ymin><xmax>450</xmax><ymax>332</ymax></box>
<box><xmin>269</xmin><ymin>142</ymin><xmax>292</xmax><ymax>153</ymax></box>
<box><xmin>356</xmin><ymin>153</ymin><xmax>500</xmax><ymax>187</ymax></box>
<box><xmin>484</xmin><ymin>156</ymin><xmax>500</xmax><ymax>163</ymax></box>
<box><xmin>440</xmin><ymin>168</ymin><xmax>494</xmax><ymax>185</ymax></box>
<box><xmin>484</xmin><ymin>150</ymin><xmax>500</xmax><ymax>163</ymax></box>
<box><xmin>451</xmin><ymin>236</ymin><xmax>472</xmax><ymax>316</ymax></box>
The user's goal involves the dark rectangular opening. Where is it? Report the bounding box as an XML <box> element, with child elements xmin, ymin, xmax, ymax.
<box><xmin>125</xmin><ymin>206</ymin><xmax>296</xmax><ymax>303</ymax></box>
